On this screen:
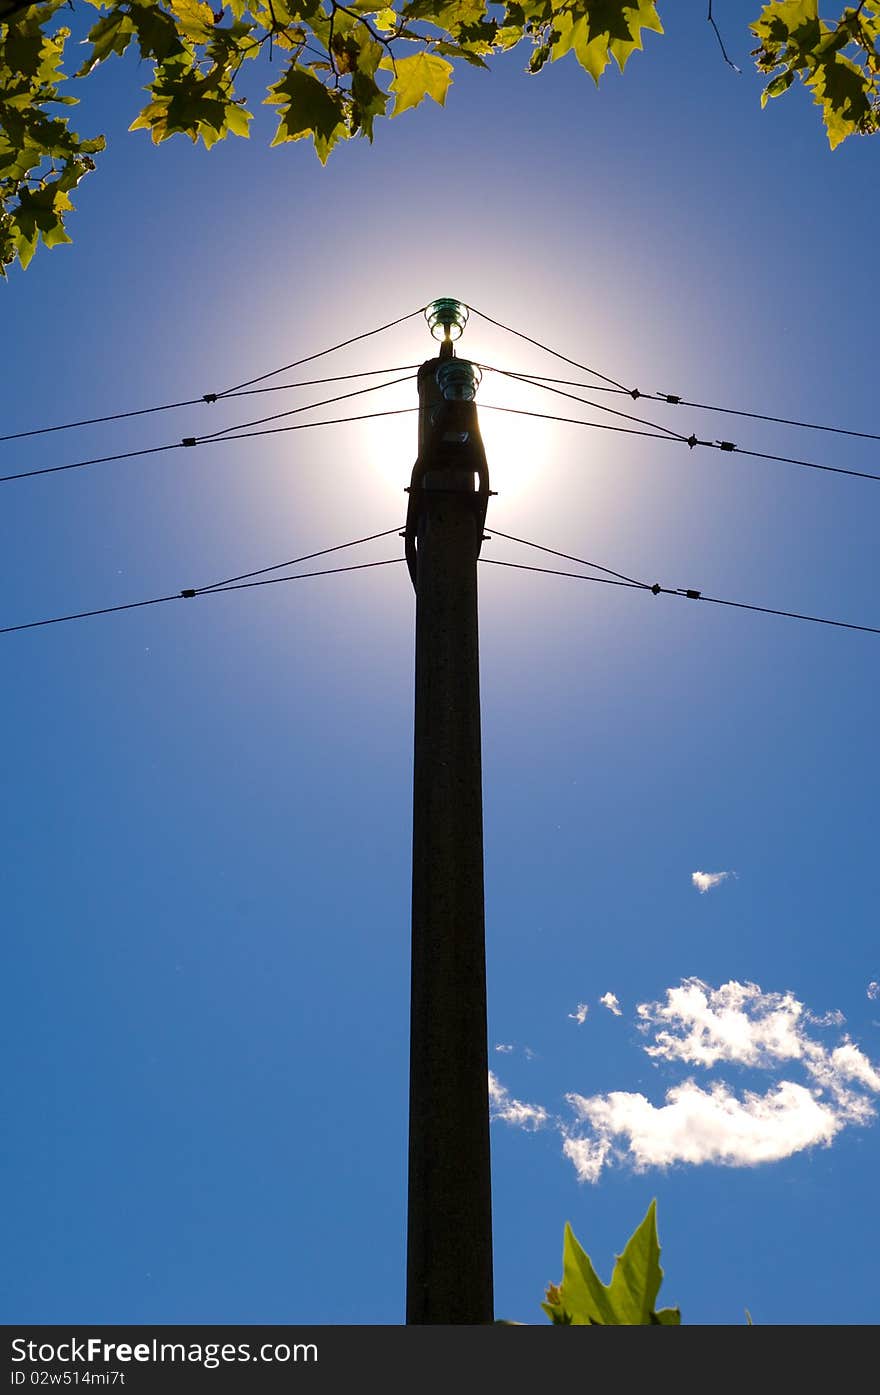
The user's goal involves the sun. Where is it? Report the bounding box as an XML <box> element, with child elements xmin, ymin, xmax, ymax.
<box><xmin>359</xmin><ymin>362</ymin><xmax>549</xmax><ymax>508</ymax></box>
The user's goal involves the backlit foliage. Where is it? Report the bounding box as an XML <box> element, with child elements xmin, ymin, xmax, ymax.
<box><xmin>1</xmin><ymin>0</ymin><xmax>877</xmax><ymax>274</ymax></box>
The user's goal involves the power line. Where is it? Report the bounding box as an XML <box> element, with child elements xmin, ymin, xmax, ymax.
<box><xmin>195</xmin><ymin>526</ymin><xmax>404</xmax><ymax>593</ymax></box>
<box><xmin>217</xmin><ymin>306</ymin><xmax>427</xmax><ymax>396</ymax></box>
<box><xmin>647</xmin><ymin>390</ymin><xmax>880</xmax><ymax>444</ymax></box>
<box><xmin>0</xmin><ymin>395</ymin><xmax>209</xmax><ymax>446</ymax></box>
<box><xmin>481</xmin><ymin>559</ymin><xmax>642</xmax><ymax>591</ymax></box>
<box><xmin>8</xmin><ymin>525</ymin><xmax>876</xmax><ymax>639</ymax></box>
<box><xmin>0</xmin><ymin>441</ymin><xmax>182</xmax><ymax>485</ymax></box>
<box><xmin>194</xmin><ymin>373</ymin><xmax>415</xmax><ymax>442</ymax></box>
<box><xmin>226</xmin><ymin>365</ymin><xmax>421</xmax><ymax>401</ymax></box>
<box><xmin>1</xmin><ymin>548</ymin><xmax>406</xmax><ymax>636</ymax></box>
<box><xmin>0</xmin><ymin>367</ymin><xmax>422</xmax><ymax>446</ymax></box>
<box><xmin>479</xmin><ymin>367</ymin><xmax>688</xmax><ymax>443</ymax></box>
<box><xmin>486</xmin><ymin>527</ymin><xmax>651</xmax><ymax>589</ymax></box>
<box><xmin>479</xmin><ymin>404</ymin><xmax>880</xmax><ymax>484</ymax></box>
<box><xmin>6</xmin><ymin>299</ymin><xmax>876</xmax><ymax>456</ymax></box>
<box><xmin>199</xmin><ymin>557</ymin><xmax>405</xmax><ymax>598</ymax></box>
<box><xmin>464</xmin><ymin>305</ymin><xmax>629</xmax><ymax>393</ymax></box>
<box><xmin>0</xmin><ymin>592</ymin><xmax>183</xmax><ymax>636</ymax></box>
<box><xmin>484</xmin><ymin>365</ymin><xmax>880</xmax><ymax>446</ymax></box>
<box><xmin>721</xmin><ymin>443</ymin><xmax>880</xmax><ymax>484</ymax></box>
<box><xmin>479</xmin><ymin>366</ymin><xmax>629</xmax><ymax>397</ymax></box>
<box><xmin>480</xmin><ymin>555</ymin><xmax>880</xmax><ymax>636</ymax></box>
<box><xmin>193</xmin><ymin>407</ymin><xmax>418</xmax><ymax>449</ymax></box>
<box><xmin>0</xmin><ymin>407</ymin><xmax>418</xmax><ymax>486</ymax></box>
<box><xmin>480</xmin><ymin>403</ymin><xmax>680</xmax><ymax>445</ymax></box>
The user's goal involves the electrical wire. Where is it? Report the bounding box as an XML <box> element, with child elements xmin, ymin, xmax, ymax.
<box><xmin>225</xmin><ymin>365</ymin><xmax>421</xmax><ymax>401</ymax></box>
<box><xmin>646</xmin><ymin>391</ymin><xmax>880</xmax><ymax>444</ymax></box>
<box><xmin>485</xmin><ymin>527</ymin><xmax>651</xmax><ymax>589</ymax></box>
<box><xmin>6</xmin><ymin>298</ymin><xmax>876</xmax><ymax>453</ymax></box>
<box><xmin>720</xmin><ymin>443</ymin><xmax>880</xmax><ymax>484</ymax></box>
<box><xmin>0</xmin><ymin>592</ymin><xmax>183</xmax><ymax>636</ymax></box>
<box><xmin>7</xmin><ymin>525</ymin><xmax>877</xmax><ymax>639</ymax></box>
<box><xmin>193</xmin><ymin>407</ymin><xmax>419</xmax><ymax>449</ymax></box>
<box><xmin>0</xmin><ymin>441</ymin><xmax>183</xmax><ymax>485</ymax></box>
<box><xmin>1</xmin><ymin>554</ymin><xmax>405</xmax><ymax>637</ymax></box>
<box><xmin>480</xmin><ymin>555</ymin><xmax>880</xmax><ymax>636</ymax></box>
<box><xmin>482</xmin><ymin>365</ymin><xmax>880</xmax><ymax>446</ymax></box>
<box><xmin>464</xmin><ymin>305</ymin><xmax>629</xmax><ymax>393</ymax></box>
<box><xmin>0</xmin><ymin>366</ymin><xmax>423</xmax><ymax>446</ymax></box>
<box><xmin>479</xmin><ymin>367</ymin><xmax>688</xmax><ymax>442</ymax></box>
<box><xmin>479</xmin><ymin>403</ymin><xmax>679</xmax><ymax>445</ymax></box>
<box><xmin>194</xmin><ymin>373</ymin><xmax>415</xmax><ymax>442</ymax></box>
<box><xmin>0</xmin><ymin>395</ymin><xmax>210</xmax><ymax>446</ymax></box>
<box><xmin>478</xmin><ymin>405</ymin><xmax>880</xmax><ymax>483</ymax></box>
<box><xmin>0</xmin><ymin>407</ymin><xmax>418</xmax><ymax>485</ymax></box>
<box><xmin>216</xmin><ymin>306</ymin><xmax>427</xmax><ymax>396</ymax></box>
<box><xmin>481</xmin><ymin>559</ymin><xmax>643</xmax><ymax>591</ymax></box>
<box><xmin>199</xmin><ymin>558</ymin><xmax>405</xmax><ymax>598</ymax></box>
<box><xmin>195</xmin><ymin>526</ymin><xmax>404</xmax><ymax>593</ymax></box>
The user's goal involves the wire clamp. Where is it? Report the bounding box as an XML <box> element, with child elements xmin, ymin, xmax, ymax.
<box><xmin>651</xmin><ymin>583</ymin><xmax>662</xmax><ymax>595</ymax></box>
<box><xmin>203</xmin><ymin>393</ymin><xmax>218</xmax><ymax>404</ymax></box>
<box><xmin>717</xmin><ymin>440</ymin><xmax>736</xmax><ymax>452</ymax></box>
<box><xmin>182</xmin><ymin>437</ymin><xmax>197</xmax><ymax>448</ymax></box>
<box><xmin>660</xmin><ymin>391</ymin><xmax>681</xmax><ymax>404</ymax></box>
<box><xmin>629</xmin><ymin>388</ymin><xmax>641</xmax><ymax>400</ymax></box>
<box><xmin>687</xmin><ymin>434</ymin><xmax>698</xmax><ymax>449</ymax></box>
<box><xmin>180</xmin><ymin>589</ymin><xmax>196</xmax><ymax>599</ymax></box>
<box><xmin>677</xmin><ymin>588</ymin><xmax>702</xmax><ymax>600</ymax></box>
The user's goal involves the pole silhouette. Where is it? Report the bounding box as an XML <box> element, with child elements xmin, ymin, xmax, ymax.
<box><xmin>404</xmin><ymin>303</ymin><xmax>494</xmax><ymax>1324</ymax></box>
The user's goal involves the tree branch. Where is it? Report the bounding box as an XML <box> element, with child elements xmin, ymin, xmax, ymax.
<box><xmin>707</xmin><ymin>1</ymin><xmax>741</xmax><ymax>74</ymax></box>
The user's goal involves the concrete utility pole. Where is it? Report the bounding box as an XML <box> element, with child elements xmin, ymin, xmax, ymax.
<box><xmin>404</xmin><ymin>300</ymin><xmax>494</xmax><ymax>1325</ymax></box>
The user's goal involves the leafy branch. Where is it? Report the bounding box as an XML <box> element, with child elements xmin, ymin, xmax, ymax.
<box><xmin>751</xmin><ymin>0</ymin><xmax>880</xmax><ymax>147</ymax></box>
<box><xmin>1</xmin><ymin>1</ymin><xmax>878</xmax><ymax>276</ymax></box>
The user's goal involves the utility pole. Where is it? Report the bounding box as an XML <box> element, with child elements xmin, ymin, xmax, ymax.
<box><xmin>404</xmin><ymin>300</ymin><xmax>494</xmax><ymax>1325</ymax></box>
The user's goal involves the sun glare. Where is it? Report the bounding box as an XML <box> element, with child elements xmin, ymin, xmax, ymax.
<box><xmin>360</xmin><ymin>363</ymin><xmax>549</xmax><ymax>507</ymax></box>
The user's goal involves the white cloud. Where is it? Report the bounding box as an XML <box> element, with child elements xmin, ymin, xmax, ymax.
<box><xmin>692</xmin><ymin>870</ymin><xmax>733</xmax><ymax>894</ymax></box>
<box><xmin>564</xmin><ymin>1079</ymin><xmax>842</xmax><ymax>1178</ymax></box>
<box><xmin>805</xmin><ymin>1009</ymin><xmax>846</xmax><ymax>1028</ymax></box>
<box><xmin>562</xmin><ymin>1133</ymin><xmax>612</xmax><ymax>1184</ymax></box>
<box><xmin>483</xmin><ymin>980</ymin><xmax>880</xmax><ymax>1183</ymax></box>
<box><xmin>495</xmin><ymin>1043</ymin><xmax>514</xmax><ymax>1054</ymax></box>
<box><xmin>568</xmin><ymin>1003</ymin><xmax>589</xmax><ymax>1025</ymax></box>
<box><xmin>638</xmin><ymin>979</ymin><xmax>805</xmax><ymax>1069</ymax></box>
<box><xmin>560</xmin><ymin>978</ymin><xmax>880</xmax><ymax>1182</ymax></box>
<box><xmin>488</xmin><ymin>1071</ymin><xmax>548</xmax><ymax>1131</ymax></box>
<box><xmin>868</xmin><ymin>982</ymin><xmax>880</xmax><ymax>1001</ymax></box>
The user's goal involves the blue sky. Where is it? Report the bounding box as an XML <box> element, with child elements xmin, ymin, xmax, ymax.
<box><xmin>2</xmin><ymin>4</ymin><xmax>879</xmax><ymax>1326</ymax></box>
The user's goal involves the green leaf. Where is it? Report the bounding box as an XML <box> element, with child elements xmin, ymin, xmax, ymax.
<box><xmin>751</xmin><ymin>0</ymin><xmax>878</xmax><ymax>146</ymax></box>
<box><xmin>431</xmin><ymin>39</ymin><xmax>489</xmax><ymax>68</ymax></box>
<box><xmin>652</xmin><ymin>1305</ymin><xmax>682</xmax><ymax>1325</ymax></box>
<box><xmin>761</xmin><ymin>67</ymin><xmax>795</xmax><ymax>103</ymax></box>
<box><xmin>76</xmin><ymin>11</ymin><xmax>135</xmax><ymax>77</ymax></box>
<box><xmin>351</xmin><ymin>67</ymin><xmax>387</xmax><ymax>138</ymax></box>
<box><xmin>384</xmin><ymin>50</ymin><xmax>454</xmax><ymax>113</ymax></box>
<box><xmin>265</xmin><ymin>63</ymin><xmax>347</xmax><ymax>163</ymax></box>
<box><xmin>807</xmin><ymin>48</ymin><xmax>875</xmax><ymax>146</ymax></box>
<box><xmin>542</xmin><ymin>1200</ymin><xmax>680</xmax><ymax>1326</ymax></box>
<box><xmin>608</xmin><ymin>0</ymin><xmax>663</xmax><ymax>72</ymax></box>
<box><xmin>169</xmin><ymin>0</ymin><xmax>216</xmax><ymax>42</ymax></box>
<box><xmin>127</xmin><ymin>1</ymin><xmax>189</xmax><ymax>62</ymax></box>
<box><xmin>752</xmin><ymin>0</ymin><xmax>820</xmax><ymax>50</ymax></box>
<box><xmin>548</xmin><ymin>0</ymin><xmax>663</xmax><ymax>83</ymax></box>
